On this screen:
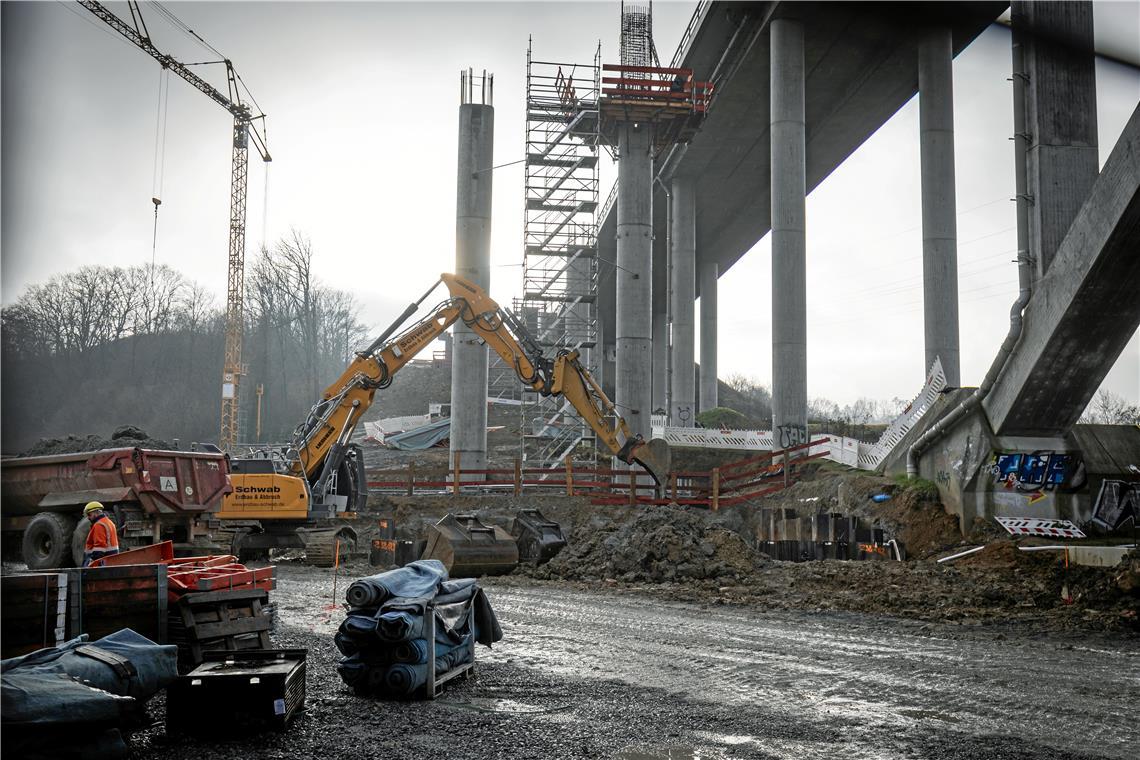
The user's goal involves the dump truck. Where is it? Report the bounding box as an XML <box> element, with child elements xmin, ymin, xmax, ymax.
<box><xmin>1</xmin><ymin>447</ymin><xmax>230</xmax><ymax>569</ymax></box>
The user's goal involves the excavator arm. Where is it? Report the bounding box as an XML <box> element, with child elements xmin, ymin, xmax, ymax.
<box><xmin>440</xmin><ymin>274</ymin><xmax>670</xmax><ymax>483</ymax></box>
<box><xmin>289</xmin><ymin>273</ymin><xmax>670</xmax><ymax>495</ymax></box>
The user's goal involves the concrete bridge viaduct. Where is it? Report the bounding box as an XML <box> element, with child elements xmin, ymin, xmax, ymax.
<box><xmin>593</xmin><ymin>1</ymin><xmax>1140</xmax><ymax>529</ymax></box>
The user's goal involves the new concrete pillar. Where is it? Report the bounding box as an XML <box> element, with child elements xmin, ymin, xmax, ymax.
<box><xmin>770</xmin><ymin>19</ymin><xmax>808</xmax><ymax>449</ymax></box>
<box><xmin>1012</xmin><ymin>1</ymin><xmax>1098</xmax><ymax>279</ymax></box>
<box><xmin>699</xmin><ymin>259</ymin><xmax>719</xmax><ymax>413</ymax></box>
<box><xmin>652</xmin><ymin>309</ymin><xmax>667</xmax><ymax>413</ymax></box>
<box><xmin>450</xmin><ymin>81</ymin><xmax>493</xmax><ymax>479</ymax></box>
<box><xmin>670</xmin><ymin>176</ymin><xmax>696</xmax><ymax>426</ymax></box>
<box><xmin>918</xmin><ymin>27</ymin><xmax>961</xmax><ymax>387</ymax></box>
<box><xmin>616</xmin><ymin>122</ymin><xmax>654</xmax><ymax>443</ymax></box>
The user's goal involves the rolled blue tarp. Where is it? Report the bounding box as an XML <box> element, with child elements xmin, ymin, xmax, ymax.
<box><xmin>344</xmin><ymin>559</ymin><xmax>449</xmax><ymax>608</ymax></box>
<box><xmin>375</xmin><ymin>598</ymin><xmax>430</xmax><ymax>643</ymax></box>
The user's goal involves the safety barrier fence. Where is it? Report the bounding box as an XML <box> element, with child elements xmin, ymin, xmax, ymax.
<box><xmin>366</xmin><ymin>438</ymin><xmax>830</xmax><ymax>510</ymax></box>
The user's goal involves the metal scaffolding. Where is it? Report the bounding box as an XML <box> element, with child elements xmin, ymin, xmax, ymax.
<box><xmin>517</xmin><ymin>38</ymin><xmax>602</xmax><ymax>470</ymax></box>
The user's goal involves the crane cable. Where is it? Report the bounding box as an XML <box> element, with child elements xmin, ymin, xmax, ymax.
<box><xmin>150</xmin><ymin>66</ymin><xmax>170</xmax><ymax>269</ymax></box>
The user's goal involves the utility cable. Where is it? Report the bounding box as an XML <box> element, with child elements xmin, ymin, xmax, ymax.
<box><xmin>150</xmin><ymin>67</ymin><xmax>170</xmax><ymax>268</ymax></box>
<box><xmin>261</xmin><ymin>161</ymin><xmax>270</xmax><ymax>251</ymax></box>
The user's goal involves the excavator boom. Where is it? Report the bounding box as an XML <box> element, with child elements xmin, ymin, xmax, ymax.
<box><xmin>291</xmin><ymin>272</ymin><xmax>669</xmax><ymax>488</ymax></box>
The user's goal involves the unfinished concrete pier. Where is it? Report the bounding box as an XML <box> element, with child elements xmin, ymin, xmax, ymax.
<box><xmin>450</xmin><ymin>70</ymin><xmax>494</xmax><ymax>479</ymax></box>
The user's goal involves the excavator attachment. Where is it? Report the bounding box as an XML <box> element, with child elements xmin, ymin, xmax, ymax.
<box><xmin>617</xmin><ymin>436</ymin><xmax>672</xmax><ymax>486</ymax></box>
<box><xmin>422</xmin><ymin>514</ymin><xmax>520</xmax><ymax>577</ymax></box>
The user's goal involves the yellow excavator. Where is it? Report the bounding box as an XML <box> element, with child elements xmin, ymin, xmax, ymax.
<box><xmin>218</xmin><ymin>273</ymin><xmax>670</xmax><ymax>564</ymax></box>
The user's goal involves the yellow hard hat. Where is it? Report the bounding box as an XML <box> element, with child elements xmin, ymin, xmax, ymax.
<box><xmin>84</xmin><ymin>501</ymin><xmax>104</xmax><ymax>514</ymax></box>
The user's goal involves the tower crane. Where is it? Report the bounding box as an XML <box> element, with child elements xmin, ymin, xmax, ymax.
<box><xmin>79</xmin><ymin>0</ymin><xmax>271</xmax><ymax>451</ymax></box>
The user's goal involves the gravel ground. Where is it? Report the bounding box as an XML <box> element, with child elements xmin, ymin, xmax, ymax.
<box><xmin>126</xmin><ymin>564</ymin><xmax>1140</xmax><ymax>760</ymax></box>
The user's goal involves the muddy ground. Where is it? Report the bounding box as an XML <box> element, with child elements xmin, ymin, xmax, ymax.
<box><xmin>125</xmin><ymin>563</ymin><xmax>1139</xmax><ymax>760</ymax></box>
<box><xmin>352</xmin><ymin>463</ymin><xmax>1139</xmax><ymax>635</ymax></box>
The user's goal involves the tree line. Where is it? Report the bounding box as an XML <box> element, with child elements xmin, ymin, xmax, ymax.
<box><xmin>704</xmin><ymin>374</ymin><xmax>1139</xmax><ymax>437</ymax></box>
<box><xmin>1</xmin><ymin>232</ymin><xmax>369</xmax><ymax>452</ymax></box>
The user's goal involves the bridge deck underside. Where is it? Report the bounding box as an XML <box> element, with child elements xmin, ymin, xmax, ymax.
<box><xmin>598</xmin><ymin>1</ymin><xmax>1006</xmax><ymax>369</ymax></box>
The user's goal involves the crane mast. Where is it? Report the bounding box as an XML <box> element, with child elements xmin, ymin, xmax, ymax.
<box><xmin>78</xmin><ymin>0</ymin><xmax>271</xmax><ymax>451</ymax></box>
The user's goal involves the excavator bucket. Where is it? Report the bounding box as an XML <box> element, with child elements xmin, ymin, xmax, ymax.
<box><xmin>510</xmin><ymin>509</ymin><xmax>567</xmax><ymax>565</ymax></box>
<box><xmin>421</xmin><ymin>513</ymin><xmax>519</xmax><ymax>578</ymax></box>
<box><xmin>632</xmin><ymin>437</ymin><xmax>672</xmax><ymax>486</ymax></box>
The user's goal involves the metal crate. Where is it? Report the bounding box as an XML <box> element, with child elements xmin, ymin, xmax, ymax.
<box><xmin>166</xmin><ymin>649</ymin><xmax>306</xmax><ymax>735</ymax></box>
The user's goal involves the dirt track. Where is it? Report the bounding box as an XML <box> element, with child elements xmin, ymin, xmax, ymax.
<box><xmin>132</xmin><ymin>564</ymin><xmax>1140</xmax><ymax>760</ymax></box>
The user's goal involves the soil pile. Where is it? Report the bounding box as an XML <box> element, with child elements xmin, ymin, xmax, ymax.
<box><xmin>524</xmin><ymin>504</ymin><xmax>769</xmax><ymax>583</ymax></box>
<box><xmin>23</xmin><ymin>425</ymin><xmax>171</xmax><ymax>456</ymax></box>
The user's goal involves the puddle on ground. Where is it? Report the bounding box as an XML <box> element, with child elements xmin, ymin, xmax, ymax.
<box><xmin>897</xmin><ymin>708</ymin><xmax>962</xmax><ymax>723</ymax></box>
<box><xmin>616</xmin><ymin>747</ymin><xmax>728</xmax><ymax>760</ymax></box>
<box><xmin>693</xmin><ymin>733</ymin><xmax>759</xmax><ymax>746</ymax></box>
<box><xmin>444</xmin><ymin>697</ymin><xmax>574</xmax><ymax>716</ymax></box>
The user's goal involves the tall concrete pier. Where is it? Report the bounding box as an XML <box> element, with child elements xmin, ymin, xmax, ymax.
<box><xmin>918</xmin><ymin>27</ymin><xmax>961</xmax><ymax>387</ymax></box>
<box><xmin>670</xmin><ymin>176</ymin><xmax>696</xmax><ymax>426</ymax></box>
<box><xmin>615</xmin><ymin>122</ymin><xmax>654</xmax><ymax>442</ymax></box>
<box><xmin>652</xmin><ymin>308</ymin><xmax>667</xmax><ymax>413</ymax></box>
<box><xmin>699</xmin><ymin>260</ymin><xmax>718</xmax><ymax>413</ymax></box>
<box><xmin>450</xmin><ymin>70</ymin><xmax>493</xmax><ymax>478</ymax></box>
<box><xmin>770</xmin><ymin>18</ymin><xmax>808</xmax><ymax>447</ymax></box>
<box><xmin>1012</xmin><ymin>0</ymin><xmax>1099</xmax><ymax>279</ymax></box>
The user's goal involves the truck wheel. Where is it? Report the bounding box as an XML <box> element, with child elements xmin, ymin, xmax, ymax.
<box><xmin>22</xmin><ymin>512</ymin><xmax>78</xmax><ymax>570</ymax></box>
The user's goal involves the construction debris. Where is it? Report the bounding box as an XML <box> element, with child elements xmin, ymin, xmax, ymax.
<box><xmin>22</xmin><ymin>426</ymin><xmax>172</xmax><ymax>456</ymax></box>
<box><xmin>526</xmin><ymin>503</ymin><xmax>766</xmax><ymax>584</ymax></box>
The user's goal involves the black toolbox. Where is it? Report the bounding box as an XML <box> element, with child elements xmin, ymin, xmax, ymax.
<box><xmin>166</xmin><ymin>649</ymin><xmax>307</xmax><ymax>735</ymax></box>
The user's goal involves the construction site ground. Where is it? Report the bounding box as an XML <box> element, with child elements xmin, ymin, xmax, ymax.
<box><xmin>118</xmin><ymin>460</ymin><xmax>1136</xmax><ymax>760</ymax></box>
<box><xmin>123</xmin><ymin>562</ymin><xmax>1138</xmax><ymax>760</ymax></box>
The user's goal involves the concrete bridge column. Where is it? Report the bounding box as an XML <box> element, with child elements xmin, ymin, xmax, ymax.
<box><xmin>616</xmin><ymin>122</ymin><xmax>654</xmax><ymax>443</ymax></box>
<box><xmin>699</xmin><ymin>259</ymin><xmax>719</xmax><ymax>414</ymax></box>
<box><xmin>770</xmin><ymin>18</ymin><xmax>808</xmax><ymax>449</ymax></box>
<box><xmin>670</xmin><ymin>176</ymin><xmax>696</xmax><ymax>427</ymax></box>
<box><xmin>918</xmin><ymin>27</ymin><xmax>961</xmax><ymax>387</ymax></box>
<box><xmin>450</xmin><ymin>91</ymin><xmax>493</xmax><ymax>479</ymax></box>
<box><xmin>652</xmin><ymin>308</ymin><xmax>667</xmax><ymax>414</ymax></box>
<box><xmin>1012</xmin><ymin>1</ymin><xmax>1099</xmax><ymax>279</ymax></box>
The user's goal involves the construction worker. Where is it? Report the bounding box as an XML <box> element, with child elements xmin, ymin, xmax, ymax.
<box><xmin>82</xmin><ymin>501</ymin><xmax>119</xmax><ymax>567</ymax></box>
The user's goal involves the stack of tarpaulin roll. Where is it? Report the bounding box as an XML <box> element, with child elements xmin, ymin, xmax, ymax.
<box><xmin>334</xmin><ymin>559</ymin><xmax>502</xmax><ymax>699</ymax></box>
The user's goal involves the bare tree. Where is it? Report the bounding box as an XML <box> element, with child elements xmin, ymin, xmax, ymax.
<box><xmin>1081</xmin><ymin>389</ymin><xmax>1140</xmax><ymax>425</ymax></box>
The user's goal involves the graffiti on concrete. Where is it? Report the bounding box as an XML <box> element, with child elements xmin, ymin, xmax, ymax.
<box><xmin>776</xmin><ymin>423</ymin><xmax>808</xmax><ymax>449</ymax></box>
<box><xmin>989</xmin><ymin>451</ymin><xmax>1085</xmax><ymax>493</ymax></box>
<box><xmin>1091</xmin><ymin>479</ymin><xmax>1139</xmax><ymax>531</ymax></box>
<box><xmin>936</xmin><ymin>470</ymin><xmax>951</xmax><ymax>485</ymax></box>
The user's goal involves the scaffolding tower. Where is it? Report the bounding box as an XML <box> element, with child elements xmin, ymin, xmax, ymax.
<box><xmin>516</xmin><ymin>38</ymin><xmax>602</xmax><ymax>470</ymax></box>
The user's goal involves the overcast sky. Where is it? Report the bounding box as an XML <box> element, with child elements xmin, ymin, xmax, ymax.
<box><xmin>3</xmin><ymin>1</ymin><xmax>1138</xmax><ymax>408</ymax></box>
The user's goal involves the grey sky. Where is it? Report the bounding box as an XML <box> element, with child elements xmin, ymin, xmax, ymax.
<box><xmin>2</xmin><ymin>1</ymin><xmax>1138</xmax><ymax>408</ymax></box>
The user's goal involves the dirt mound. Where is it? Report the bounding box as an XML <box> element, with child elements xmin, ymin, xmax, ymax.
<box><xmin>23</xmin><ymin>426</ymin><xmax>171</xmax><ymax>456</ymax></box>
<box><xmin>870</xmin><ymin>488</ymin><xmax>963</xmax><ymax>559</ymax></box>
<box><xmin>524</xmin><ymin>504</ymin><xmax>769</xmax><ymax>583</ymax></box>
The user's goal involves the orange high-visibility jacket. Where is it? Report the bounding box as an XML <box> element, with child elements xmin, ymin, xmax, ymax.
<box><xmin>85</xmin><ymin>515</ymin><xmax>119</xmax><ymax>552</ymax></box>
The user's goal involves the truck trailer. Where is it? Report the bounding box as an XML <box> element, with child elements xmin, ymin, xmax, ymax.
<box><xmin>1</xmin><ymin>447</ymin><xmax>230</xmax><ymax>569</ymax></box>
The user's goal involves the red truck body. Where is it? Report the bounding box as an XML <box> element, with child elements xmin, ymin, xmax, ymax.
<box><xmin>1</xmin><ymin>448</ymin><xmax>231</xmax><ymax>569</ymax></box>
